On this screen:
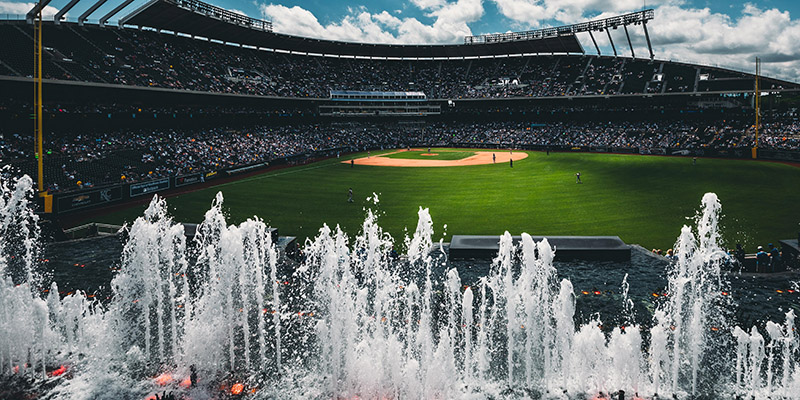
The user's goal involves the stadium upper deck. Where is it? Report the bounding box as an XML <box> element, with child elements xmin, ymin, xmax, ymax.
<box><xmin>0</xmin><ymin>0</ymin><xmax>797</xmax><ymax>100</ymax></box>
<box><xmin>121</xmin><ymin>0</ymin><xmax>583</xmax><ymax>58</ymax></box>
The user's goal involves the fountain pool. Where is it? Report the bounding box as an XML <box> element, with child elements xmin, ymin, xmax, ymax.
<box><xmin>0</xmin><ymin>174</ymin><xmax>798</xmax><ymax>399</ymax></box>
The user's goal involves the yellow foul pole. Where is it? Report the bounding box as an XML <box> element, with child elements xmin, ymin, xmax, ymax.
<box><xmin>752</xmin><ymin>57</ymin><xmax>760</xmax><ymax>159</ymax></box>
<box><xmin>34</xmin><ymin>6</ymin><xmax>52</xmax><ymax>212</ymax></box>
<box><xmin>35</xmin><ymin>8</ymin><xmax>44</xmax><ymax>192</ymax></box>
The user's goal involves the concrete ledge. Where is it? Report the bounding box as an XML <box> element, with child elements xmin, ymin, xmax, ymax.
<box><xmin>449</xmin><ymin>235</ymin><xmax>631</xmax><ymax>261</ymax></box>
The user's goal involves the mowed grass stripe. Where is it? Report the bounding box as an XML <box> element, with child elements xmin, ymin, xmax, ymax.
<box><xmin>88</xmin><ymin>150</ymin><xmax>800</xmax><ymax>251</ymax></box>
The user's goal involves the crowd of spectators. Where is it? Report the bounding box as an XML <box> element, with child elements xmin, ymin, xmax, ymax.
<box><xmin>420</xmin><ymin>119</ymin><xmax>799</xmax><ymax>151</ymax></box>
<box><xmin>0</xmin><ymin>101</ymin><xmax>311</xmax><ymax>118</ymax></box>
<box><xmin>2</xmin><ymin>114</ymin><xmax>799</xmax><ymax>193</ymax></box>
<box><xmin>1</xmin><ymin>23</ymin><xmax>792</xmax><ymax>100</ymax></box>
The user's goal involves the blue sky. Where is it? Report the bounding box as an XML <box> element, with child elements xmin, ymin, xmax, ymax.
<box><xmin>3</xmin><ymin>0</ymin><xmax>800</xmax><ymax>81</ymax></box>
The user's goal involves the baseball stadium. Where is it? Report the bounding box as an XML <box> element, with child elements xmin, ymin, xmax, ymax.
<box><xmin>0</xmin><ymin>0</ymin><xmax>799</xmax><ymax>399</ymax></box>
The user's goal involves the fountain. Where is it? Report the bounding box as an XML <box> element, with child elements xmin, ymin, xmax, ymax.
<box><xmin>0</xmin><ymin>173</ymin><xmax>798</xmax><ymax>399</ymax></box>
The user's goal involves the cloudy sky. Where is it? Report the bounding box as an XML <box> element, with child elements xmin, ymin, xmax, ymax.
<box><xmin>2</xmin><ymin>0</ymin><xmax>799</xmax><ymax>82</ymax></box>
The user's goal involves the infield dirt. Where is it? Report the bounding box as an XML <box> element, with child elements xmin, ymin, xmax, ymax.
<box><xmin>347</xmin><ymin>149</ymin><xmax>528</xmax><ymax>167</ymax></box>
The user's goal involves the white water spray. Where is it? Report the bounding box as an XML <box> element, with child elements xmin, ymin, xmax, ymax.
<box><xmin>1</xmin><ymin>175</ymin><xmax>800</xmax><ymax>399</ymax></box>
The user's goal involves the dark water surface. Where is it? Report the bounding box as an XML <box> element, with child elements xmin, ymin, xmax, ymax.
<box><xmin>42</xmin><ymin>236</ymin><xmax>799</xmax><ymax>333</ymax></box>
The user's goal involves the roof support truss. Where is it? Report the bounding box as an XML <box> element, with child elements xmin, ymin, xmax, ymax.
<box><xmin>643</xmin><ymin>20</ymin><xmax>655</xmax><ymax>60</ymax></box>
<box><xmin>606</xmin><ymin>28</ymin><xmax>617</xmax><ymax>57</ymax></box>
<box><xmin>119</xmin><ymin>0</ymin><xmax>159</xmax><ymax>27</ymax></box>
<box><xmin>79</xmin><ymin>0</ymin><xmax>110</xmax><ymax>26</ymax></box>
<box><xmin>588</xmin><ymin>30</ymin><xmax>601</xmax><ymax>56</ymax></box>
<box><xmin>623</xmin><ymin>24</ymin><xmax>635</xmax><ymax>58</ymax></box>
<box><xmin>100</xmin><ymin>0</ymin><xmax>135</xmax><ymax>26</ymax></box>
<box><xmin>54</xmin><ymin>0</ymin><xmax>81</xmax><ymax>25</ymax></box>
<box><xmin>26</xmin><ymin>0</ymin><xmax>52</xmax><ymax>24</ymax></box>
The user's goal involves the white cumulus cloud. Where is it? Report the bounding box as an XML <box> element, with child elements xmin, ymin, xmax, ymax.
<box><xmin>254</xmin><ymin>0</ymin><xmax>799</xmax><ymax>81</ymax></box>
<box><xmin>623</xmin><ymin>4</ymin><xmax>800</xmax><ymax>81</ymax></box>
<box><xmin>490</xmin><ymin>0</ymin><xmax>800</xmax><ymax>81</ymax></box>
<box><xmin>0</xmin><ymin>1</ymin><xmax>59</xmax><ymax>17</ymax></box>
<box><xmin>258</xmin><ymin>0</ymin><xmax>483</xmax><ymax>44</ymax></box>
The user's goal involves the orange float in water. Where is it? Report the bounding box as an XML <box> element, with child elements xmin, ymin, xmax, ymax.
<box><xmin>180</xmin><ymin>377</ymin><xmax>192</xmax><ymax>388</ymax></box>
<box><xmin>154</xmin><ymin>373</ymin><xmax>173</xmax><ymax>386</ymax></box>
<box><xmin>231</xmin><ymin>382</ymin><xmax>245</xmax><ymax>395</ymax></box>
<box><xmin>48</xmin><ymin>365</ymin><xmax>67</xmax><ymax>377</ymax></box>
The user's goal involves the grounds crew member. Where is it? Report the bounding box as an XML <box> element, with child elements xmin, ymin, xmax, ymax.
<box><xmin>756</xmin><ymin>246</ymin><xmax>769</xmax><ymax>272</ymax></box>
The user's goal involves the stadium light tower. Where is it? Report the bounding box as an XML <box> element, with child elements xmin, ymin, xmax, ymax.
<box><xmin>463</xmin><ymin>10</ymin><xmax>655</xmax><ymax>59</ymax></box>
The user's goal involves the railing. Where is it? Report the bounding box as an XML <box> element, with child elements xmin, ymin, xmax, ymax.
<box><xmin>169</xmin><ymin>0</ymin><xmax>272</xmax><ymax>32</ymax></box>
<box><xmin>0</xmin><ymin>14</ymin><xmax>25</xmax><ymax>21</ymax></box>
<box><xmin>63</xmin><ymin>222</ymin><xmax>123</xmax><ymax>239</ymax></box>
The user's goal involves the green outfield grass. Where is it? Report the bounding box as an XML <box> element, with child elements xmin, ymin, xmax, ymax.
<box><xmin>382</xmin><ymin>150</ymin><xmax>476</xmax><ymax>160</ymax></box>
<box><xmin>87</xmin><ymin>149</ymin><xmax>800</xmax><ymax>251</ymax></box>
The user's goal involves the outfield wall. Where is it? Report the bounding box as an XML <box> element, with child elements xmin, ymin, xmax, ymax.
<box><xmin>48</xmin><ymin>147</ymin><xmax>347</xmax><ymax>215</ymax></box>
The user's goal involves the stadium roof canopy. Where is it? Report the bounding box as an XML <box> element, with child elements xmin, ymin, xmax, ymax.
<box><xmin>120</xmin><ymin>0</ymin><xmax>583</xmax><ymax>59</ymax></box>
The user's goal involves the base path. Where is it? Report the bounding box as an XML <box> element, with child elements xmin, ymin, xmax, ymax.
<box><xmin>347</xmin><ymin>149</ymin><xmax>528</xmax><ymax>167</ymax></box>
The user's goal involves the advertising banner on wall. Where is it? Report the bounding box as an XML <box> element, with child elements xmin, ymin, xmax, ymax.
<box><xmin>130</xmin><ymin>178</ymin><xmax>171</xmax><ymax>197</ymax></box>
<box><xmin>175</xmin><ymin>174</ymin><xmax>204</xmax><ymax>187</ymax></box>
<box><xmin>57</xmin><ymin>186</ymin><xmax>123</xmax><ymax>213</ymax></box>
<box><xmin>760</xmin><ymin>149</ymin><xmax>800</xmax><ymax>162</ymax></box>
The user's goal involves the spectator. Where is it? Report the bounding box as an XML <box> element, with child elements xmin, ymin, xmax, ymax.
<box><xmin>756</xmin><ymin>246</ymin><xmax>770</xmax><ymax>272</ymax></box>
<box><xmin>769</xmin><ymin>243</ymin><xmax>782</xmax><ymax>272</ymax></box>
<box><xmin>734</xmin><ymin>243</ymin><xmax>746</xmax><ymax>267</ymax></box>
